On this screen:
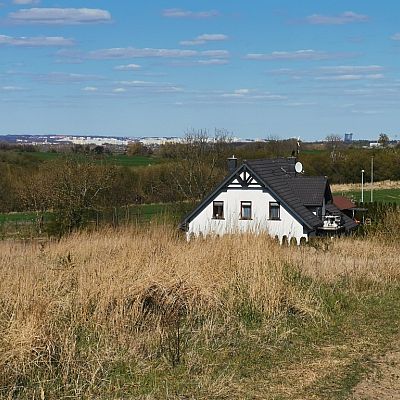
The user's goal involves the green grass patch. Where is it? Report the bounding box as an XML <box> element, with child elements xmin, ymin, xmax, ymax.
<box><xmin>0</xmin><ymin>211</ymin><xmax>40</xmax><ymax>223</ymax></box>
<box><xmin>23</xmin><ymin>151</ymin><xmax>162</xmax><ymax>167</ymax></box>
<box><xmin>24</xmin><ymin>151</ymin><xmax>61</xmax><ymax>161</ymax></box>
<box><xmin>104</xmin><ymin>154</ymin><xmax>162</xmax><ymax>167</ymax></box>
<box><xmin>333</xmin><ymin>188</ymin><xmax>400</xmax><ymax>204</ymax></box>
<box><xmin>0</xmin><ymin>203</ymin><xmax>188</xmax><ymax>227</ymax></box>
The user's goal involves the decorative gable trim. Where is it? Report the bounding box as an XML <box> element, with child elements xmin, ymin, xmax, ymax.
<box><xmin>227</xmin><ymin>165</ymin><xmax>263</xmax><ymax>189</ymax></box>
<box><xmin>179</xmin><ymin>164</ymin><xmax>250</xmax><ymax>230</ymax></box>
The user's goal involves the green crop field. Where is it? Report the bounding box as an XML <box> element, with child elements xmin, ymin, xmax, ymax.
<box><xmin>0</xmin><ymin>203</ymin><xmax>186</xmax><ymax>226</ymax></box>
<box><xmin>0</xmin><ymin>212</ymin><xmax>39</xmax><ymax>223</ymax></box>
<box><xmin>333</xmin><ymin>188</ymin><xmax>400</xmax><ymax>204</ymax></box>
<box><xmin>24</xmin><ymin>151</ymin><xmax>162</xmax><ymax>167</ymax></box>
<box><xmin>104</xmin><ymin>154</ymin><xmax>162</xmax><ymax>167</ymax></box>
<box><xmin>24</xmin><ymin>151</ymin><xmax>60</xmax><ymax>161</ymax></box>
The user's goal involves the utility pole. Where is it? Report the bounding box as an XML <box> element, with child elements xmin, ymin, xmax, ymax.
<box><xmin>361</xmin><ymin>169</ymin><xmax>365</xmax><ymax>203</ymax></box>
<box><xmin>371</xmin><ymin>156</ymin><xmax>374</xmax><ymax>203</ymax></box>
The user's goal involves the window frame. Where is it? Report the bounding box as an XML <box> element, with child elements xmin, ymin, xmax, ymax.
<box><xmin>212</xmin><ymin>201</ymin><xmax>224</xmax><ymax>220</ymax></box>
<box><xmin>269</xmin><ymin>201</ymin><xmax>281</xmax><ymax>220</ymax></box>
<box><xmin>240</xmin><ymin>201</ymin><xmax>252</xmax><ymax>220</ymax></box>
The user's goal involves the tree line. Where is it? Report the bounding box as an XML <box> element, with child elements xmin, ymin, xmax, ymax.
<box><xmin>1</xmin><ymin>131</ymin><xmax>400</xmax><ymax>233</ymax></box>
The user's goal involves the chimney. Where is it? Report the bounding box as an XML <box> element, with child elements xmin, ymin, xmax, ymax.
<box><xmin>227</xmin><ymin>155</ymin><xmax>238</xmax><ymax>173</ymax></box>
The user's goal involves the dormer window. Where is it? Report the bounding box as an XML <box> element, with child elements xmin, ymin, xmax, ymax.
<box><xmin>213</xmin><ymin>201</ymin><xmax>224</xmax><ymax>219</ymax></box>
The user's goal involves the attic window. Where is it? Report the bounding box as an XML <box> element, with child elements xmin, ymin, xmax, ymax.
<box><xmin>269</xmin><ymin>202</ymin><xmax>280</xmax><ymax>220</ymax></box>
<box><xmin>241</xmin><ymin>201</ymin><xmax>252</xmax><ymax>220</ymax></box>
<box><xmin>213</xmin><ymin>201</ymin><xmax>224</xmax><ymax>219</ymax></box>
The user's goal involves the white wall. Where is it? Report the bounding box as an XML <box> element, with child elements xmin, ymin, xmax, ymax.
<box><xmin>187</xmin><ymin>187</ymin><xmax>308</xmax><ymax>243</ymax></box>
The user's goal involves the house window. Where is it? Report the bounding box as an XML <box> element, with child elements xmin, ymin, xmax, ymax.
<box><xmin>213</xmin><ymin>201</ymin><xmax>224</xmax><ymax>219</ymax></box>
<box><xmin>269</xmin><ymin>202</ymin><xmax>280</xmax><ymax>220</ymax></box>
<box><xmin>241</xmin><ymin>201</ymin><xmax>252</xmax><ymax>220</ymax></box>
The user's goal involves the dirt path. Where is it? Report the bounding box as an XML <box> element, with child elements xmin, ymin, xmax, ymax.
<box><xmin>350</xmin><ymin>348</ymin><xmax>400</xmax><ymax>399</ymax></box>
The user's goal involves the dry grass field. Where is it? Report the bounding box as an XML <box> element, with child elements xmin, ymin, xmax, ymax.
<box><xmin>1</xmin><ymin>219</ymin><xmax>400</xmax><ymax>399</ymax></box>
<box><xmin>331</xmin><ymin>180</ymin><xmax>400</xmax><ymax>193</ymax></box>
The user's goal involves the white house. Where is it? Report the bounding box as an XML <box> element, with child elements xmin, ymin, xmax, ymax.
<box><xmin>179</xmin><ymin>157</ymin><xmax>358</xmax><ymax>243</ymax></box>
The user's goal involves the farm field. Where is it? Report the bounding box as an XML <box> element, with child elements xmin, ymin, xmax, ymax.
<box><xmin>0</xmin><ymin>203</ymin><xmax>182</xmax><ymax>224</ymax></box>
<box><xmin>0</xmin><ymin>203</ymin><xmax>193</xmax><ymax>239</ymax></box>
<box><xmin>0</xmin><ymin>211</ymin><xmax>40</xmax><ymax>223</ymax></box>
<box><xmin>23</xmin><ymin>151</ymin><xmax>162</xmax><ymax>167</ymax></box>
<box><xmin>332</xmin><ymin>188</ymin><xmax>400</xmax><ymax>204</ymax></box>
<box><xmin>1</xmin><ymin>222</ymin><xmax>400</xmax><ymax>399</ymax></box>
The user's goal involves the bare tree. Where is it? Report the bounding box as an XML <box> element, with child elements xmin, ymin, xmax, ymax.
<box><xmin>325</xmin><ymin>134</ymin><xmax>343</xmax><ymax>149</ymax></box>
<box><xmin>18</xmin><ymin>157</ymin><xmax>117</xmax><ymax>234</ymax></box>
<box><xmin>168</xmin><ymin>129</ymin><xmax>233</xmax><ymax>201</ymax></box>
<box><xmin>378</xmin><ymin>133</ymin><xmax>390</xmax><ymax>147</ymax></box>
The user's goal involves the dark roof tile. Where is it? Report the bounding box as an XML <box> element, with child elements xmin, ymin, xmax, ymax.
<box><xmin>246</xmin><ymin>159</ymin><xmax>323</xmax><ymax>229</ymax></box>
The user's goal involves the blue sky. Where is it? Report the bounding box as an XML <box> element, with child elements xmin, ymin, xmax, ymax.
<box><xmin>0</xmin><ymin>1</ymin><xmax>399</xmax><ymax>140</ymax></box>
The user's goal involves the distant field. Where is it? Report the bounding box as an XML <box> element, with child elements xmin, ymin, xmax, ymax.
<box><xmin>333</xmin><ymin>188</ymin><xmax>400</xmax><ymax>204</ymax></box>
<box><xmin>0</xmin><ymin>212</ymin><xmax>39</xmax><ymax>223</ymax></box>
<box><xmin>23</xmin><ymin>151</ymin><xmax>60</xmax><ymax>161</ymax></box>
<box><xmin>18</xmin><ymin>151</ymin><xmax>161</xmax><ymax>167</ymax></box>
<box><xmin>104</xmin><ymin>154</ymin><xmax>162</xmax><ymax>167</ymax></box>
<box><xmin>0</xmin><ymin>203</ymin><xmax>186</xmax><ymax>225</ymax></box>
<box><xmin>301</xmin><ymin>149</ymin><xmax>325</xmax><ymax>154</ymax></box>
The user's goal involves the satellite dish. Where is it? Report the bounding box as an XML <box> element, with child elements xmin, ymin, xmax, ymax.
<box><xmin>295</xmin><ymin>161</ymin><xmax>303</xmax><ymax>174</ymax></box>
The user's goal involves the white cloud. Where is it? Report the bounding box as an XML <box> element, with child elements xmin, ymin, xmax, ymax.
<box><xmin>316</xmin><ymin>74</ymin><xmax>363</xmax><ymax>81</ymax></box>
<box><xmin>116</xmin><ymin>80</ymin><xmax>183</xmax><ymax>93</ymax></box>
<box><xmin>113</xmin><ymin>88</ymin><xmax>126</xmax><ymax>93</ymax></box>
<box><xmin>201</xmin><ymin>50</ymin><xmax>229</xmax><ymax>58</ymax></box>
<box><xmin>198</xmin><ymin>34</ymin><xmax>228</xmax><ymax>41</ymax></box>
<box><xmin>391</xmin><ymin>33</ymin><xmax>400</xmax><ymax>41</ymax></box>
<box><xmin>305</xmin><ymin>11</ymin><xmax>369</xmax><ymax>25</ymax></box>
<box><xmin>8</xmin><ymin>8</ymin><xmax>111</xmax><ymax>25</ymax></box>
<box><xmin>13</xmin><ymin>0</ymin><xmax>40</xmax><ymax>4</ymax></box>
<box><xmin>245</xmin><ymin>49</ymin><xmax>357</xmax><ymax>61</ymax></box>
<box><xmin>57</xmin><ymin>47</ymin><xmax>230</xmax><ymax>65</ymax></box>
<box><xmin>1</xmin><ymin>85</ymin><xmax>24</xmax><ymax>91</ymax></box>
<box><xmin>318</xmin><ymin>65</ymin><xmax>384</xmax><ymax>74</ymax></box>
<box><xmin>180</xmin><ymin>33</ymin><xmax>228</xmax><ymax>46</ymax></box>
<box><xmin>351</xmin><ymin>109</ymin><xmax>384</xmax><ymax>115</ymax></box>
<box><xmin>35</xmin><ymin>72</ymin><xmax>103</xmax><ymax>83</ymax></box>
<box><xmin>180</xmin><ymin>40</ymin><xmax>203</xmax><ymax>46</ymax></box>
<box><xmin>235</xmin><ymin>89</ymin><xmax>251</xmax><ymax>95</ymax></box>
<box><xmin>117</xmin><ymin>80</ymin><xmax>156</xmax><ymax>86</ymax></box>
<box><xmin>284</xmin><ymin>102</ymin><xmax>316</xmax><ymax>107</ymax></box>
<box><xmin>114</xmin><ymin>63</ymin><xmax>141</xmax><ymax>71</ymax></box>
<box><xmin>220</xmin><ymin>89</ymin><xmax>286</xmax><ymax>101</ymax></box>
<box><xmin>162</xmin><ymin>8</ymin><xmax>219</xmax><ymax>19</ymax></box>
<box><xmin>316</xmin><ymin>73</ymin><xmax>384</xmax><ymax>81</ymax></box>
<box><xmin>197</xmin><ymin>59</ymin><xmax>229</xmax><ymax>65</ymax></box>
<box><xmin>0</xmin><ymin>34</ymin><xmax>74</xmax><ymax>47</ymax></box>
<box><xmin>366</xmin><ymin>74</ymin><xmax>384</xmax><ymax>79</ymax></box>
<box><xmin>88</xmin><ymin>47</ymin><xmax>197</xmax><ymax>60</ymax></box>
<box><xmin>82</xmin><ymin>86</ymin><xmax>98</xmax><ymax>92</ymax></box>
<box><xmin>269</xmin><ymin>65</ymin><xmax>385</xmax><ymax>82</ymax></box>
<box><xmin>180</xmin><ymin>40</ymin><xmax>204</xmax><ymax>46</ymax></box>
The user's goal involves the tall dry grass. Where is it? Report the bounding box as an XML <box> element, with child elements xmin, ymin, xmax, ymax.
<box><xmin>1</xmin><ymin>222</ymin><xmax>400</xmax><ymax>398</ymax></box>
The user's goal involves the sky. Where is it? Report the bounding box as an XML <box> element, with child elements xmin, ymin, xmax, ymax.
<box><xmin>0</xmin><ymin>1</ymin><xmax>399</xmax><ymax>141</ymax></box>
